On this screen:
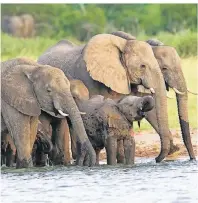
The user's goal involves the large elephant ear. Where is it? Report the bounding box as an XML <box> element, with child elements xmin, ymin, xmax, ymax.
<box><xmin>83</xmin><ymin>34</ymin><xmax>131</xmax><ymax>94</ymax></box>
<box><xmin>1</xmin><ymin>64</ymin><xmax>41</xmax><ymax>116</ymax></box>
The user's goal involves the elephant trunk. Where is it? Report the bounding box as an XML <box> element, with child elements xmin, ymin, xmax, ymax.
<box><xmin>140</xmin><ymin>96</ymin><xmax>155</xmax><ymax>112</ymax></box>
<box><xmin>54</xmin><ymin>93</ymin><xmax>96</xmax><ymax>166</ymax></box>
<box><xmin>152</xmin><ymin>70</ymin><xmax>170</xmax><ymax>162</ymax></box>
<box><xmin>174</xmin><ymin>73</ymin><xmax>195</xmax><ymax>160</ymax></box>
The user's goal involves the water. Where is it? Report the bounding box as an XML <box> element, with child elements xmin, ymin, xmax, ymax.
<box><xmin>1</xmin><ymin>157</ymin><xmax>198</xmax><ymax>203</ymax></box>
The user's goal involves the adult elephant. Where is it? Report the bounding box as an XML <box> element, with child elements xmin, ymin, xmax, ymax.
<box><xmin>1</xmin><ymin>58</ymin><xmax>96</xmax><ymax>168</ymax></box>
<box><xmin>38</xmin><ymin>33</ymin><xmax>171</xmax><ymax>163</ymax></box>
<box><xmin>20</xmin><ymin>14</ymin><xmax>35</xmax><ymax>38</ymax></box>
<box><xmin>112</xmin><ymin>31</ymin><xmax>196</xmax><ymax>160</ymax></box>
<box><xmin>1</xmin><ymin>15</ymin><xmax>24</xmax><ymax>37</ymax></box>
<box><xmin>1</xmin><ymin>14</ymin><xmax>35</xmax><ymax>38</ymax></box>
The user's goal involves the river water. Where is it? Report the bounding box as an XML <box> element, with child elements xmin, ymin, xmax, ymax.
<box><xmin>1</xmin><ymin>157</ymin><xmax>198</xmax><ymax>203</ymax></box>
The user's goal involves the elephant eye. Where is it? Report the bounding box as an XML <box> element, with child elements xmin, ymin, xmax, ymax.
<box><xmin>140</xmin><ymin>64</ymin><xmax>146</xmax><ymax>68</ymax></box>
<box><xmin>162</xmin><ymin>65</ymin><xmax>168</xmax><ymax>70</ymax></box>
<box><xmin>47</xmin><ymin>87</ymin><xmax>52</xmax><ymax>93</ymax></box>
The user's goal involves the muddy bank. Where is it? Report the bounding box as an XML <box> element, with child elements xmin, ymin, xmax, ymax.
<box><xmin>99</xmin><ymin>128</ymin><xmax>198</xmax><ymax>160</ymax></box>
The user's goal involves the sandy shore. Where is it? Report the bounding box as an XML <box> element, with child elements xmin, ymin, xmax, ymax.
<box><xmin>99</xmin><ymin>128</ymin><xmax>198</xmax><ymax>160</ymax></box>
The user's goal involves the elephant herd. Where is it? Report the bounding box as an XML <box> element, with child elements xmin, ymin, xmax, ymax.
<box><xmin>1</xmin><ymin>14</ymin><xmax>35</xmax><ymax>38</ymax></box>
<box><xmin>1</xmin><ymin>31</ymin><xmax>197</xmax><ymax>169</ymax></box>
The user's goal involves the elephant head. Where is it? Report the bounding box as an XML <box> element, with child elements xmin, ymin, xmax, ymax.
<box><xmin>117</xmin><ymin>95</ymin><xmax>155</xmax><ymax>122</ymax></box>
<box><xmin>1</xmin><ymin>58</ymin><xmax>96</xmax><ymax>166</ymax></box>
<box><xmin>147</xmin><ymin>40</ymin><xmax>196</xmax><ymax>160</ymax></box>
<box><xmin>83</xmin><ymin>33</ymin><xmax>160</xmax><ymax>94</ymax></box>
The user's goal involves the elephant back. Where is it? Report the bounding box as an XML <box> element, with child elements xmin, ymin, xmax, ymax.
<box><xmin>96</xmin><ymin>100</ymin><xmax>130</xmax><ymax>133</ymax></box>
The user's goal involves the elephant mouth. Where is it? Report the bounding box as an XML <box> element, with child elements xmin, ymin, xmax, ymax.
<box><xmin>131</xmin><ymin>84</ymin><xmax>155</xmax><ymax>95</ymax></box>
<box><xmin>137</xmin><ymin>110</ymin><xmax>146</xmax><ymax>118</ymax></box>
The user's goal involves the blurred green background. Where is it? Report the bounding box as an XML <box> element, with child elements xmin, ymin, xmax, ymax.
<box><xmin>1</xmin><ymin>4</ymin><xmax>197</xmax><ymax>130</ymax></box>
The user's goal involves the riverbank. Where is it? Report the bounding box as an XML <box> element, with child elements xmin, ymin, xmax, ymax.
<box><xmin>99</xmin><ymin>128</ymin><xmax>198</xmax><ymax>160</ymax></box>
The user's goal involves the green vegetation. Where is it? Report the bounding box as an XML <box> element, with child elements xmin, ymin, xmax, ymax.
<box><xmin>1</xmin><ymin>4</ymin><xmax>197</xmax><ymax>40</ymax></box>
<box><xmin>1</xmin><ymin>29</ymin><xmax>197</xmax><ymax>61</ymax></box>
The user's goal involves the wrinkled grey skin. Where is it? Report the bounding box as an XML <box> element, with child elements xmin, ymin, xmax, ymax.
<box><xmin>71</xmin><ymin>95</ymin><xmax>154</xmax><ymax>165</ymax></box>
<box><xmin>38</xmin><ymin>34</ymin><xmax>171</xmax><ymax>163</ymax></box>
<box><xmin>1</xmin><ymin>58</ymin><xmax>96</xmax><ymax>168</ymax></box>
<box><xmin>1</xmin><ymin>14</ymin><xmax>35</xmax><ymax>38</ymax></box>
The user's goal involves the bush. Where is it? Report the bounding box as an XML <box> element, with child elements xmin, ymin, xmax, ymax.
<box><xmin>138</xmin><ymin>30</ymin><xmax>197</xmax><ymax>57</ymax></box>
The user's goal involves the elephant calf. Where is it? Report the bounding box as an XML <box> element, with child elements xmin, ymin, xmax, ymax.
<box><xmin>70</xmin><ymin>81</ymin><xmax>155</xmax><ymax>165</ymax></box>
<box><xmin>1</xmin><ymin>122</ymin><xmax>53</xmax><ymax>167</ymax></box>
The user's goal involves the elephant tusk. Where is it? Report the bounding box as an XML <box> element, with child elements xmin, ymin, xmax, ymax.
<box><xmin>173</xmin><ymin>88</ymin><xmax>185</xmax><ymax>95</ymax></box>
<box><xmin>150</xmin><ymin>88</ymin><xmax>155</xmax><ymax>94</ymax></box>
<box><xmin>58</xmin><ymin>110</ymin><xmax>69</xmax><ymax>117</ymax></box>
<box><xmin>187</xmin><ymin>89</ymin><xmax>198</xmax><ymax>95</ymax></box>
<box><xmin>80</xmin><ymin>112</ymin><xmax>86</xmax><ymax>115</ymax></box>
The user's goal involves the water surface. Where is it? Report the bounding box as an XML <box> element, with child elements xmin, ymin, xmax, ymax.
<box><xmin>1</xmin><ymin>157</ymin><xmax>198</xmax><ymax>203</ymax></box>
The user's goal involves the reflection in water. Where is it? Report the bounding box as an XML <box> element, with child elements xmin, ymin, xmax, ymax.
<box><xmin>1</xmin><ymin>158</ymin><xmax>198</xmax><ymax>203</ymax></box>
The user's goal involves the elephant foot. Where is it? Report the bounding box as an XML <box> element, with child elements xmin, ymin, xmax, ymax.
<box><xmin>168</xmin><ymin>144</ymin><xmax>180</xmax><ymax>155</ymax></box>
<box><xmin>155</xmin><ymin>148</ymin><xmax>170</xmax><ymax>163</ymax></box>
<box><xmin>16</xmin><ymin>157</ymin><xmax>33</xmax><ymax>168</ymax></box>
<box><xmin>76</xmin><ymin>139</ymin><xmax>96</xmax><ymax>167</ymax></box>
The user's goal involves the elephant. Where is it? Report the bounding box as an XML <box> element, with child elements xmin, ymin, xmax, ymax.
<box><xmin>32</xmin><ymin>121</ymin><xmax>53</xmax><ymax>167</ymax></box>
<box><xmin>1</xmin><ymin>131</ymin><xmax>16</xmax><ymax>167</ymax></box>
<box><xmin>1</xmin><ymin>121</ymin><xmax>53</xmax><ymax>167</ymax></box>
<box><xmin>111</xmin><ymin>31</ymin><xmax>196</xmax><ymax>160</ymax></box>
<box><xmin>1</xmin><ymin>15</ymin><xmax>24</xmax><ymax>37</ymax></box>
<box><xmin>1</xmin><ymin>14</ymin><xmax>35</xmax><ymax>38</ymax></box>
<box><xmin>1</xmin><ymin>57</ymin><xmax>96</xmax><ymax>168</ymax></box>
<box><xmin>38</xmin><ymin>33</ymin><xmax>172</xmax><ymax>163</ymax></box>
<box><xmin>69</xmin><ymin>80</ymin><xmax>155</xmax><ymax>165</ymax></box>
<box><xmin>37</xmin><ymin>79</ymin><xmax>90</xmax><ymax>166</ymax></box>
<box><xmin>20</xmin><ymin>14</ymin><xmax>35</xmax><ymax>38</ymax></box>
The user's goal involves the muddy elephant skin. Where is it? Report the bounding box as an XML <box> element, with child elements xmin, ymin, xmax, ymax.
<box><xmin>70</xmin><ymin>92</ymin><xmax>154</xmax><ymax>165</ymax></box>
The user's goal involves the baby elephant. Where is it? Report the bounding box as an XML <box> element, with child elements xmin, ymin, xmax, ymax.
<box><xmin>70</xmin><ymin>82</ymin><xmax>155</xmax><ymax>165</ymax></box>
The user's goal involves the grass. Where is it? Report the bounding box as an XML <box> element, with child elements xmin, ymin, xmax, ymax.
<box><xmin>1</xmin><ymin>33</ymin><xmax>197</xmax><ymax>131</ymax></box>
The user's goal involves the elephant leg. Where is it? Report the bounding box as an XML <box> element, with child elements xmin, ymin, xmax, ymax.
<box><xmin>105</xmin><ymin>131</ymin><xmax>117</xmax><ymax>165</ymax></box>
<box><xmin>30</xmin><ymin>116</ymin><xmax>39</xmax><ymax>152</ymax></box>
<box><xmin>96</xmin><ymin>149</ymin><xmax>101</xmax><ymax>165</ymax></box>
<box><xmin>83</xmin><ymin>153</ymin><xmax>90</xmax><ymax>166</ymax></box>
<box><xmin>117</xmin><ymin>140</ymin><xmax>125</xmax><ymax>164</ymax></box>
<box><xmin>70</xmin><ymin>127</ymin><xmax>77</xmax><ymax>160</ymax></box>
<box><xmin>2</xmin><ymin>101</ymin><xmax>33</xmax><ymax>168</ymax></box>
<box><xmin>5</xmin><ymin>134</ymin><xmax>17</xmax><ymax>167</ymax></box>
<box><xmin>124</xmin><ymin>136</ymin><xmax>135</xmax><ymax>165</ymax></box>
<box><xmin>145</xmin><ymin>108</ymin><xmax>180</xmax><ymax>155</ymax></box>
<box><xmin>1</xmin><ymin>142</ymin><xmax>7</xmax><ymax>166</ymax></box>
<box><xmin>54</xmin><ymin>119</ymin><xmax>71</xmax><ymax>165</ymax></box>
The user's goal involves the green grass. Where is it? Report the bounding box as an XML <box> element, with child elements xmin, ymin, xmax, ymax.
<box><xmin>1</xmin><ymin>33</ymin><xmax>82</xmax><ymax>61</ymax></box>
<box><xmin>1</xmin><ymin>33</ymin><xmax>197</xmax><ymax>131</ymax></box>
